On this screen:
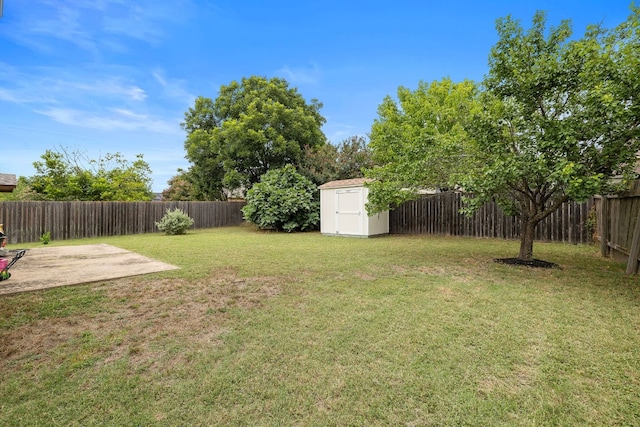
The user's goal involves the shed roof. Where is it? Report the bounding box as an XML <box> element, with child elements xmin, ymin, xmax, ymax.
<box><xmin>0</xmin><ymin>174</ymin><xmax>17</xmax><ymax>192</ymax></box>
<box><xmin>318</xmin><ymin>177</ymin><xmax>372</xmax><ymax>190</ymax></box>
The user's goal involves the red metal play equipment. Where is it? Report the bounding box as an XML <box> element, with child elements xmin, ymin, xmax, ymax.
<box><xmin>0</xmin><ymin>224</ymin><xmax>26</xmax><ymax>281</ymax></box>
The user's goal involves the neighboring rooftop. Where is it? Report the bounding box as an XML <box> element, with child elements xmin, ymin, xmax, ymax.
<box><xmin>0</xmin><ymin>174</ymin><xmax>17</xmax><ymax>192</ymax></box>
<box><xmin>318</xmin><ymin>177</ymin><xmax>372</xmax><ymax>190</ymax></box>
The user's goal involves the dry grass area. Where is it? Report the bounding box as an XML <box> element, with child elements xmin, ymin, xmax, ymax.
<box><xmin>1</xmin><ymin>267</ymin><xmax>282</xmax><ymax>372</ymax></box>
<box><xmin>1</xmin><ymin>227</ymin><xmax>639</xmax><ymax>426</ymax></box>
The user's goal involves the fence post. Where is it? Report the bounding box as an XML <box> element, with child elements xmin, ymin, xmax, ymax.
<box><xmin>599</xmin><ymin>196</ymin><xmax>610</xmax><ymax>257</ymax></box>
<box><xmin>625</xmin><ymin>207</ymin><xmax>640</xmax><ymax>274</ymax></box>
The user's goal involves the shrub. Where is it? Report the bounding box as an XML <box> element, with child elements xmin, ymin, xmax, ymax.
<box><xmin>155</xmin><ymin>208</ymin><xmax>194</xmax><ymax>235</ymax></box>
<box><xmin>40</xmin><ymin>231</ymin><xmax>51</xmax><ymax>245</ymax></box>
<box><xmin>242</xmin><ymin>165</ymin><xmax>319</xmax><ymax>232</ymax></box>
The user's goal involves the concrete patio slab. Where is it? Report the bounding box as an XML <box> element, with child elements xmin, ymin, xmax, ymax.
<box><xmin>0</xmin><ymin>244</ymin><xmax>179</xmax><ymax>296</ymax></box>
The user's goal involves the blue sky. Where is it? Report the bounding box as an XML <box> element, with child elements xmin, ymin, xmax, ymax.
<box><xmin>0</xmin><ymin>1</ymin><xmax>634</xmax><ymax>192</ymax></box>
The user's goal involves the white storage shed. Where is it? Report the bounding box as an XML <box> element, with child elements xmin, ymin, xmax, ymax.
<box><xmin>318</xmin><ymin>178</ymin><xmax>389</xmax><ymax>237</ymax></box>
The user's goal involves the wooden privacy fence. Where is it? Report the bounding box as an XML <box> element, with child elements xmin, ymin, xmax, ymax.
<box><xmin>390</xmin><ymin>192</ymin><xmax>594</xmax><ymax>244</ymax></box>
<box><xmin>595</xmin><ymin>181</ymin><xmax>640</xmax><ymax>274</ymax></box>
<box><xmin>0</xmin><ymin>201</ymin><xmax>246</xmax><ymax>244</ymax></box>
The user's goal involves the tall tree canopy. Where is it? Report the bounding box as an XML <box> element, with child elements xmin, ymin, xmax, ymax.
<box><xmin>464</xmin><ymin>9</ymin><xmax>640</xmax><ymax>261</ymax></box>
<box><xmin>26</xmin><ymin>148</ymin><xmax>153</xmax><ymax>201</ymax></box>
<box><xmin>366</xmin><ymin>8</ymin><xmax>640</xmax><ymax>262</ymax></box>
<box><xmin>365</xmin><ymin>78</ymin><xmax>479</xmax><ymax>212</ymax></box>
<box><xmin>299</xmin><ymin>135</ymin><xmax>374</xmax><ymax>186</ymax></box>
<box><xmin>182</xmin><ymin>76</ymin><xmax>326</xmax><ymax>198</ymax></box>
<box><xmin>161</xmin><ymin>169</ymin><xmax>197</xmax><ymax>201</ymax></box>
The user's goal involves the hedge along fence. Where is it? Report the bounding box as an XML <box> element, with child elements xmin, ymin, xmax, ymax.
<box><xmin>390</xmin><ymin>192</ymin><xmax>594</xmax><ymax>244</ymax></box>
<box><xmin>0</xmin><ymin>200</ymin><xmax>246</xmax><ymax>244</ymax></box>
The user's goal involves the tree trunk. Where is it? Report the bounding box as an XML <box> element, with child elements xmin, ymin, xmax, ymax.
<box><xmin>514</xmin><ymin>191</ymin><xmax>568</xmax><ymax>262</ymax></box>
<box><xmin>519</xmin><ymin>217</ymin><xmax>535</xmax><ymax>261</ymax></box>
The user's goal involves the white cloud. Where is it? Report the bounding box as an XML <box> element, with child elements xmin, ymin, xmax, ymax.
<box><xmin>152</xmin><ymin>71</ymin><xmax>168</xmax><ymax>87</ymax></box>
<box><xmin>325</xmin><ymin>123</ymin><xmax>369</xmax><ymax>144</ymax></box>
<box><xmin>152</xmin><ymin>69</ymin><xmax>196</xmax><ymax>105</ymax></box>
<box><xmin>111</xmin><ymin>108</ymin><xmax>148</xmax><ymax>120</ymax></box>
<box><xmin>8</xmin><ymin>2</ymin><xmax>100</xmax><ymax>55</ymax></box>
<box><xmin>36</xmin><ymin>107</ymin><xmax>178</xmax><ymax>134</ymax></box>
<box><xmin>0</xmin><ymin>65</ymin><xmax>147</xmax><ymax>105</ymax></box>
<box><xmin>277</xmin><ymin>63</ymin><xmax>322</xmax><ymax>85</ymax></box>
<box><xmin>74</xmin><ymin>80</ymin><xmax>147</xmax><ymax>101</ymax></box>
<box><xmin>0</xmin><ymin>88</ymin><xmax>21</xmax><ymax>103</ymax></box>
<box><xmin>3</xmin><ymin>0</ymin><xmax>195</xmax><ymax>55</ymax></box>
<box><xmin>0</xmin><ymin>62</ymin><xmax>192</xmax><ymax>142</ymax></box>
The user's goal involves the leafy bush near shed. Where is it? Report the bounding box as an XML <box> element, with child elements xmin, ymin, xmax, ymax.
<box><xmin>156</xmin><ymin>208</ymin><xmax>194</xmax><ymax>235</ymax></box>
<box><xmin>242</xmin><ymin>165</ymin><xmax>319</xmax><ymax>232</ymax></box>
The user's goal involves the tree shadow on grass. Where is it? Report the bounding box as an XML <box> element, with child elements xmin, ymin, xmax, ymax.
<box><xmin>494</xmin><ymin>258</ymin><xmax>560</xmax><ymax>269</ymax></box>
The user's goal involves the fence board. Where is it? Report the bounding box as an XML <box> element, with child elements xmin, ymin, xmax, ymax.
<box><xmin>0</xmin><ymin>201</ymin><xmax>246</xmax><ymax>244</ymax></box>
<box><xmin>594</xmin><ymin>182</ymin><xmax>640</xmax><ymax>271</ymax></box>
<box><xmin>390</xmin><ymin>192</ymin><xmax>593</xmax><ymax>244</ymax></box>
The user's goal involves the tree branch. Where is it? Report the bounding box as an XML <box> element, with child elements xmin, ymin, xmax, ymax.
<box><xmin>533</xmin><ymin>193</ymin><xmax>570</xmax><ymax>224</ymax></box>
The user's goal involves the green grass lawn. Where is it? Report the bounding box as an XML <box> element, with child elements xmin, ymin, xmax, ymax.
<box><xmin>1</xmin><ymin>226</ymin><xmax>639</xmax><ymax>426</ymax></box>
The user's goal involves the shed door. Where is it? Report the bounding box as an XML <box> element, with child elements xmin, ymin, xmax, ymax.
<box><xmin>335</xmin><ymin>189</ymin><xmax>363</xmax><ymax>235</ymax></box>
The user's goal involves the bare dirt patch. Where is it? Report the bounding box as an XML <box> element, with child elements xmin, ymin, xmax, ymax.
<box><xmin>0</xmin><ymin>244</ymin><xmax>179</xmax><ymax>296</ymax></box>
<box><xmin>354</xmin><ymin>272</ymin><xmax>377</xmax><ymax>281</ymax></box>
<box><xmin>0</xmin><ymin>268</ymin><xmax>283</xmax><ymax>372</ymax></box>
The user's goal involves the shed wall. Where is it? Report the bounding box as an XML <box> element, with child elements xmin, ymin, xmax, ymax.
<box><xmin>320</xmin><ymin>188</ymin><xmax>336</xmax><ymax>234</ymax></box>
<box><xmin>319</xmin><ymin>184</ymin><xmax>388</xmax><ymax>237</ymax></box>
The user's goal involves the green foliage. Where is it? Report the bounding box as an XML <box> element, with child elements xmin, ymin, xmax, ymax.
<box><xmin>585</xmin><ymin>205</ymin><xmax>598</xmax><ymax>243</ymax></box>
<box><xmin>39</xmin><ymin>232</ymin><xmax>51</xmax><ymax>245</ymax></box>
<box><xmin>365</xmin><ymin>9</ymin><xmax>640</xmax><ymax>261</ymax></box>
<box><xmin>463</xmin><ymin>8</ymin><xmax>640</xmax><ymax>260</ymax></box>
<box><xmin>182</xmin><ymin>76</ymin><xmax>326</xmax><ymax>197</ymax></box>
<box><xmin>155</xmin><ymin>208</ymin><xmax>195</xmax><ymax>235</ymax></box>
<box><xmin>242</xmin><ymin>165</ymin><xmax>319</xmax><ymax>232</ymax></box>
<box><xmin>298</xmin><ymin>135</ymin><xmax>373</xmax><ymax>186</ymax></box>
<box><xmin>298</xmin><ymin>143</ymin><xmax>340</xmax><ymax>186</ymax></box>
<box><xmin>25</xmin><ymin>147</ymin><xmax>153</xmax><ymax>201</ymax></box>
<box><xmin>0</xmin><ymin>177</ymin><xmax>38</xmax><ymax>201</ymax></box>
<box><xmin>180</xmin><ymin>98</ymin><xmax>227</xmax><ymax>200</ymax></box>
<box><xmin>161</xmin><ymin>170</ymin><xmax>197</xmax><ymax>201</ymax></box>
<box><xmin>365</xmin><ymin>78</ymin><xmax>479</xmax><ymax>214</ymax></box>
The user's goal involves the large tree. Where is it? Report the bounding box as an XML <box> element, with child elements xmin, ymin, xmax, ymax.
<box><xmin>180</xmin><ymin>97</ymin><xmax>227</xmax><ymax>200</ymax></box>
<box><xmin>365</xmin><ymin>78</ymin><xmax>479</xmax><ymax>212</ymax></box>
<box><xmin>464</xmin><ymin>9</ymin><xmax>640</xmax><ymax>261</ymax></box>
<box><xmin>161</xmin><ymin>169</ymin><xmax>197</xmax><ymax>201</ymax></box>
<box><xmin>182</xmin><ymin>76</ymin><xmax>326</xmax><ymax>197</ymax></box>
<box><xmin>299</xmin><ymin>135</ymin><xmax>374</xmax><ymax>186</ymax></box>
<box><xmin>365</xmin><ymin>9</ymin><xmax>640</xmax><ymax>263</ymax></box>
<box><xmin>26</xmin><ymin>148</ymin><xmax>153</xmax><ymax>201</ymax></box>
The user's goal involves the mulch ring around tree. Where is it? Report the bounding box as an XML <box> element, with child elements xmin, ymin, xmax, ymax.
<box><xmin>494</xmin><ymin>258</ymin><xmax>560</xmax><ymax>269</ymax></box>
